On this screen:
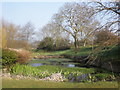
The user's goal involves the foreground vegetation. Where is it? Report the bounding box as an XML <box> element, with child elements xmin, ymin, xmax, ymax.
<box><xmin>9</xmin><ymin>64</ymin><xmax>117</xmax><ymax>82</ymax></box>
<box><xmin>2</xmin><ymin>78</ymin><xmax>118</xmax><ymax>88</ymax></box>
<box><xmin>1</xmin><ymin>45</ymin><xmax>119</xmax><ymax>88</ymax></box>
<box><xmin>10</xmin><ymin>64</ymin><xmax>94</xmax><ymax>78</ymax></box>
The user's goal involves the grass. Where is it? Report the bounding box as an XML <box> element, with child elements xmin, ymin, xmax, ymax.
<box><xmin>10</xmin><ymin>64</ymin><xmax>116</xmax><ymax>82</ymax></box>
<box><xmin>33</xmin><ymin>45</ymin><xmax>119</xmax><ymax>61</ymax></box>
<box><xmin>2</xmin><ymin>78</ymin><xmax>118</xmax><ymax>88</ymax></box>
<box><xmin>30</xmin><ymin>58</ymin><xmax>73</xmax><ymax>62</ymax></box>
<box><xmin>98</xmin><ymin>45</ymin><xmax>120</xmax><ymax>61</ymax></box>
<box><xmin>29</xmin><ymin>59</ymin><xmax>51</xmax><ymax>64</ymax></box>
<box><xmin>29</xmin><ymin>58</ymin><xmax>73</xmax><ymax>65</ymax></box>
<box><xmin>63</xmin><ymin>46</ymin><xmax>92</xmax><ymax>57</ymax></box>
<box><xmin>33</xmin><ymin>46</ymin><xmax>92</xmax><ymax>57</ymax></box>
<box><xmin>33</xmin><ymin>50</ymin><xmax>70</xmax><ymax>56</ymax></box>
<box><xmin>36</xmin><ymin>65</ymin><xmax>95</xmax><ymax>74</ymax></box>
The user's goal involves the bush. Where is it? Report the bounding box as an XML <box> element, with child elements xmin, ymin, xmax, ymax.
<box><xmin>37</xmin><ymin>37</ymin><xmax>70</xmax><ymax>51</ymax></box>
<box><xmin>54</xmin><ymin>38</ymin><xmax>70</xmax><ymax>51</ymax></box>
<box><xmin>37</xmin><ymin>37</ymin><xmax>54</xmax><ymax>51</ymax></box>
<box><xmin>94</xmin><ymin>30</ymin><xmax>118</xmax><ymax>45</ymax></box>
<box><xmin>2</xmin><ymin>48</ymin><xmax>31</xmax><ymax>67</ymax></box>
<box><xmin>16</xmin><ymin>49</ymin><xmax>32</xmax><ymax>64</ymax></box>
<box><xmin>2</xmin><ymin>49</ymin><xmax>18</xmax><ymax>66</ymax></box>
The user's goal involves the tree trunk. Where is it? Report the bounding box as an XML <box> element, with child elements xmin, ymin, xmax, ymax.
<box><xmin>83</xmin><ymin>40</ymin><xmax>86</xmax><ymax>47</ymax></box>
<box><xmin>74</xmin><ymin>37</ymin><xmax>77</xmax><ymax>49</ymax></box>
<box><xmin>74</xmin><ymin>36</ymin><xmax>78</xmax><ymax>53</ymax></box>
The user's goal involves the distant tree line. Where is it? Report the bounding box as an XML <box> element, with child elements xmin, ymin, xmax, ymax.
<box><xmin>0</xmin><ymin>20</ymin><xmax>35</xmax><ymax>49</ymax></box>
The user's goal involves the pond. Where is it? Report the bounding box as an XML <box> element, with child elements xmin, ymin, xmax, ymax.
<box><xmin>29</xmin><ymin>58</ymin><xmax>86</xmax><ymax>68</ymax></box>
<box><xmin>28</xmin><ymin>58</ymin><xmax>114</xmax><ymax>82</ymax></box>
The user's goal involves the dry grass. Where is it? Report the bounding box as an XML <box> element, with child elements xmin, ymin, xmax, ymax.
<box><xmin>8</xmin><ymin>48</ymin><xmax>32</xmax><ymax>64</ymax></box>
<box><xmin>16</xmin><ymin>49</ymin><xmax>32</xmax><ymax>64</ymax></box>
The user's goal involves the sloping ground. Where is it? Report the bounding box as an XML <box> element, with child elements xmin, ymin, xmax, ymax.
<box><xmin>62</xmin><ymin>46</ymin><xmax>120</xmax><ymax>73</ymax></box>
<box><xmin>2</xmin><ymin>78</ymin><xmax>118</xmax><ymax>88</ymax></box>
<box><xmin>33</xmin><ymin>46</ymin><xmax>120</xmax><ymax>73</ymax></box>
<box><xmin>87</xmin><ymin>45</ymin><xmax>120</xmax><ymax>73</ymax></box>
<box><xmin>33</xmin><ymin>47</ymin><xmax>91</xmax><ymax>60</ymax></box>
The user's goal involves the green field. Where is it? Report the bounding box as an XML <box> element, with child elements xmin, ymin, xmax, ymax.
<box><xmin>2</xmin><ymin>78</ymin><xmax>118</xmax><ymax>88</ymax></box>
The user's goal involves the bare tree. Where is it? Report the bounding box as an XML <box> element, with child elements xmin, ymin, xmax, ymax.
<box><xmin>52</xmin><ymin>2</ymin><xmax>98</xmax><ymax>50</ymax></box>
<box><xmin>40</xmin><ymin>21</ymin><xmax>69</xmax><ymax>44</ymax></box>
<box><xmin>1</xmin><ymin>20</ymin><xmax>20</xmax><ymax>48</ymax></box>
<box><xmin>93</xmin><ymin>1</ymin><xmax>120</xmax><ymax>32</ymax></box>
<box><xmin>41</xmin><ymin>22</ymin><xmax>62</xmax><ymax>39</ymax></box>
<box><xmin>21</xmin><ymin>22</ymin><xmax>35</xmax><ymax>42</ymax></box>
<box><xmin>1</xmin><ymin>20</ymin><xmax>35</xmax><ymax>49</ymax></box>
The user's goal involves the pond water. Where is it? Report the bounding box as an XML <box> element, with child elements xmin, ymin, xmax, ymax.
<box><xmin>28</xmin><ymin>58</ymin><xmax>114</xmax><ymax>82</ymax></box>
<box><xmin>30</xmin><ymin>63</ymin><xmax>44</xmax><ymax>67</ymax></box>
<box><xmin>28</xmin><ymin>58</ymin><xmax>92</xmax><ymax>82</ymax></box>
<box><xmin>29</xmin><ymin>58</ymin><xmax>86</xmax><ymax>68</ymax></box>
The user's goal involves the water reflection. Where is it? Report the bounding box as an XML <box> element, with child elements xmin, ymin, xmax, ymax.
<box><xmin>30</xmin><ymin>62</ymin><xmax>81</xmax><ymax>68</ymax></box>
<box><xmin>30</xmin><ymin>59</ymin><xmax>83</xmax><ymax>68</ymax></box>
<box><xmin>30</xmin><ymin>63</ymin><xmax>44</xmax><ymax>67</ymax></box>
<box><xmin>67</xmin><ymin>64</ymin><xmax>75</xmax><ymax>67</ymax></box>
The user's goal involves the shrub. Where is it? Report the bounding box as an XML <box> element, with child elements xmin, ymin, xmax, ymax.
<box><xmin>94</xmin><ymin>30</ymin><xmax>118</xmax><ymax>45</ymax></box>
<box><xmin>37</xmin><ymin>37</ymin><xmax>54</xmax><ymax>51</ymax></box>
<box><xmin>15</xmin><ymin>49</ymin><xmax>32</xmax><ymax>64</ymax></box>
<box><xmin>2</xmin><ymin>48</ymin><xmax>31</xmax><ymax>66</ymax></box>
<box><xmin>54</xmin><ymin>38</ymin><xmax>70</xmax><ymax>51</ymax></box>
<box><xmin>37</xmin><ymin>37</ymin><xmax>70</xmax><ymax>51</ymax></box>
<box><xmin>2</xmin><ymin>49</ymin><xmax>18</xmax><ymax>66</ymax></box>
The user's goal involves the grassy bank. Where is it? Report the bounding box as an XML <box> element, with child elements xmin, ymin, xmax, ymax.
<box><xmin>2</xmin><ymin>78</ymin><xmax>118</xmax><ymax>88</ymax></box>
<box><xmin>98</xmin><ymin>45</ymin><xmax>120</xmax><ymax>62</ymax></box>
<box><xmin>33</xmin><ymin>46</ymin><xmax>92</xmax><ymax>56</ymax></box>
<box><xmin>33</xmin><ymin>49</ymin><xmax>70</xmax><ymax>56</ymax></box>
<box><xmin>34</xmin><ymin>45</ymin><xmax>120</xmax><ymax>62</ymax></box>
